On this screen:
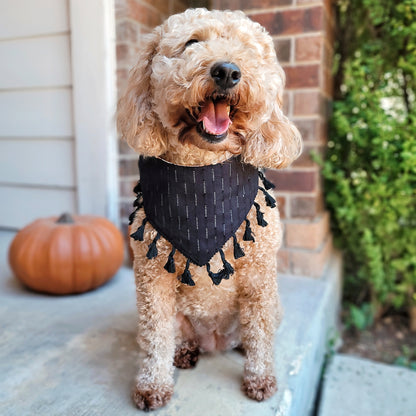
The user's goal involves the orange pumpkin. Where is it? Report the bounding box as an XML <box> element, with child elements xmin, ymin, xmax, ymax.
<box><xmin>9</xmin><ymin>213</ymin><xmax>125</xmax><ymax>295</ymax></box>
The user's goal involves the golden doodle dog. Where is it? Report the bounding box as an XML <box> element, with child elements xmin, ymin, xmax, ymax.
<box><xmin>117</xmin><ymin>8</ymin><xmax>302</xmax><ymax>411</ymax></box>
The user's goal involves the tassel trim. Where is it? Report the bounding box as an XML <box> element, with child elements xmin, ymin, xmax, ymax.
<box><xmin>219</xmin><ymin>249</ymin><xmax>234</xmax><ymax>277</ymax></box>
<box><xmin>206</xmin><ymin>249</ymin><xmax>235</xmax><ymax>286</ymax></box>
<box><xmin>129</xmin><ymin>181</ymin><xmax>144</xmax><ymax>225</ymax></box>
<box><xmin>243</xmin><ymin>218</ymin><xmax>255</xmax><ymax>242</ymax></box>
<box><xmin>146</xmin><ymin>232</ymin><xmax>161</xmax><ymax>259</ymax></box>
<box><xmin>133</xmin><ymin>198</ymin><xmax>143</xmax><ymax>209</ymax></box>
<box><xmin>232</xmin><ymin>234</ymin><xmax>245</xmax><ymax>259</ymax></box>
<box><xmin>130</xmin><ymin>175</ymin><xmax>276</xmax><ymax>286</ymax></box>
<box><xmin>254</xmin><ymin>202</ymin><xmax>268</xmax><ymax>227</ymax></box>
<box><xmin>128</xmin><ymin>210</ymin><xmax>137</xmax><ymax>225</ymax></box>
<box><xmin>259</xmin><ymin>186</ymin><xmax>277</xmax><ymax>208</ymax></box>
<box><xmin>133</xmin><ymin>181</ymin><xmax>142</xmax><ymax>194</ymax></box>
<box><xmin>206</xmin><ymin>263</ymin><xmax>223</xmax><ymax>286</ymax></box>
<box><xmin>130</xmin><ymin>218</ymin><xmax>148</xmax><ymax>241</ymax></box>
<box><xmin>258</xmin><ymin>171</ymin><xmax>275</xmax><ymax>190</ymax></box>
<box><xmin>164</xmin><ymin>246</ymin><xmax>176</xmax><ymax>273</ymax></box>
<box><xmin>180</xmin><ymin>259</ymin><xmax>195</xmax><ymax>286</ymax></box>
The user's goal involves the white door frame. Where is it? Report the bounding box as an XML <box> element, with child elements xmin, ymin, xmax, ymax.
<box><xmin>69</xmin><ymin>0</ymin><xmax>119</xmax><ymax>225</ymax></box>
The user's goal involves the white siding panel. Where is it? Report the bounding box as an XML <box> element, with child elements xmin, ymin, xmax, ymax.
<box><xmin>70</xmin><ymin>0</ymin><xmax>118</xmax><ymax>220</ymax></box>
<box><xmin>0</xmin><ymin>89</ymin><xmax>73</xmax><ymax>137</ymax></box>
<box><xmin>0</xmin><ymin>186</ymin><xmax>76</xmax><ymax>229</ymax></box>
<box><xmin>0</xmin><ymin>139</ymin><xmax>75</xmax><ymax>187</ymax></box>
<box><xmin>0</xmin><ymin>0</ymin><xmax>69</xmax><ymax>39</ymax></box>
<box><xmin>0</xmin><ymin>35</ymin><xmax>71</xmax><ymax>89</ymax></box>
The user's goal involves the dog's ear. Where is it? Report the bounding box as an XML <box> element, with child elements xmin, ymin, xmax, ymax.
<box><xmin>117</xmin><ymin>28</ymin><xmax>168</xmax><ymax>156</ymax></box>
<box><xmin>242</xmin><ymin>83</ymin><xmax>302</xmax><ymax>169</ymax></box>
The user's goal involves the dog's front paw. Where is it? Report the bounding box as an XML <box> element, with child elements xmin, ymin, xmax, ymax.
<box><xmin>242</xmin><ymin>375</ymin><xmax>277</xmax><ymax>401</ymax></box>
<box><xmin>132</xmin><ymin>383</ymin><xmax>173</xmax><ymax>411</ymax></box>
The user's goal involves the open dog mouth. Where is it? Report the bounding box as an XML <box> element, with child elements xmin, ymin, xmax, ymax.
<box><xmin>187</xmin><ymin>95</ymin><xmax>237</xmax><ymax>143</ymax></box>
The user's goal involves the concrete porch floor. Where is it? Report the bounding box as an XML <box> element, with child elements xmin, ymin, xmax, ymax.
<box><xmin>0</xmin><ymin>231</ymin><xmax>342</xmax><ymax>415</ymax></box>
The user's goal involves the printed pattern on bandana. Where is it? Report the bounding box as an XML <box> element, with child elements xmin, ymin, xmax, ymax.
<box><xmin>138</xmin><ymin>156</ymin><xmax>258</xmax><ymax>266</ymax></box>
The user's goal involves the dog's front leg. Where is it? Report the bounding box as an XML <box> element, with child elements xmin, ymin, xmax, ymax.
<box><xmin>132</xmin><ymin>262</ymin><xmax>177</xmax><ymax>411</ymax></box>
<box><xmin>238</xmin><ymin>258</ymin><xmax>280</xmax><ymax>401</ymax></box>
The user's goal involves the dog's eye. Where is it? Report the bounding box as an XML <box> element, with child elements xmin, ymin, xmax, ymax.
<box><xmin>185</xmin><ymin>39</ymin><xmax>199</xmax><ymax>48</ymax></box>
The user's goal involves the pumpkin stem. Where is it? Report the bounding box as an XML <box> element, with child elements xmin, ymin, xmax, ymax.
<box><xmin>57</xmin><ymin>213</ymin><xmax>75</xmax><ymax>224</ymax></box>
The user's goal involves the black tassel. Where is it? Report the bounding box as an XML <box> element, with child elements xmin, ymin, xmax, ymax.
<box><xmin>133</xmin><ymin>197</ymin><xmax>143</xmax><ymax>208</ymax></box>
<box><xmin>243</xmin><ymin>219</ymin><xmax>255</xmax><ymax>242</ymax></box>
<box><xmin>130</xmin><ymin>218</ymin><xmax>148</xmax><ymax>241</ymax></box>
<box><xmin>259</xmin><ymin>186</ymin><xmax>277</xmax><ymax>208</ymax></box>
<box><xmin>133</xmin><ymin>181</ymin><xmax>142</xmax><ymax>194</ymax></box>
<box><xmin>146</xmin><ymin>233</ymin><xmax>161</xmax><ymax>259</ymax></box>
<box><xmin>206</xmin><ymin>263</ymin><xmax>224</xmax><ymax>286</ymax></box>
<box><xmin>254</xmin><ymin>202</ymin><xmax>268</xmax><ymax>227</ymax></box>
<box><xmin>219</xmin><ymin>249</ymin><xmax>234</xmax><ymax>277</ymax></box>
<box><xmin>164</xmin><ymin>247</ymin><xmax>176</xmax><ymax>273</ymax></box>
<box><xmin>232</xmin><ymin>235</ymin><xmax>245</xmax><ymax>259</ymax></box>
<box><xmin>128</xmin><ymin>210</ymin><xmax>137</xmax><ymax>225</ymax></box>
<box><xmin>180</xmin><ymin>259</ymin><xmax>195</xmax><ymax>286</ymax></box>
<box><xmin>258</xmin><ymin>171</ymin><xmax>275</xmax><ymax>190</ymax></box>
<box><xmin>206</xmin><ymin>249</ymin><xmax>234</xmax><ymax>285</ymax></box>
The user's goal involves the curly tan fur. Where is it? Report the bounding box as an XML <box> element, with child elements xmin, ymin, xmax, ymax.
<box><xmin>174</xmin><ymin>340</ymin><xmax>200</xmax><ymax>369</ymax></box>
<box><xmin>118</xmin><ymin>8</ymin><xmax>301</xmax><ymax>411</ymax></box>
<box><xmin>242</xmin><ymin>375</ymin><xmax>278</xmax><ymax>401</ymax></box>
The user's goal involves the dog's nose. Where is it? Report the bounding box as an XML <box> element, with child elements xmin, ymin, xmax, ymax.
<box><xmin>210</xmin><ymin>62</ymin><xmax>241</xmax><ymax>90</ymax></box>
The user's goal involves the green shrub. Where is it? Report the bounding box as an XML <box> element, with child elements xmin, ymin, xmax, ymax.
<box><xmin>322</xmin><ymin>0</ymin><xmax>416</xmax><ymax>317</ymax></box>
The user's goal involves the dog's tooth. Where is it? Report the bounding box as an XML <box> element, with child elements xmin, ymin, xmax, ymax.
<box><xmin>226</xmin><ymin>105</ymin><xmax>230</xmax><ymax>115</ymax></box>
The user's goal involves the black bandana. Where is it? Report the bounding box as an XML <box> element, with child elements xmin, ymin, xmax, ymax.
<box><xmin>130</xmin><ymin>156</ymin><xmax>277</xmax><ymax>286</ymax></box>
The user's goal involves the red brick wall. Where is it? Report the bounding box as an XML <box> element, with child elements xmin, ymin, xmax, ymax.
<box><xmin>116</xmin><ymin>0</ymin><xmax>335</xmax><ymax>278</ymax></box>
<box><xmin>212</xmin><ymin>0</ymin><xmax>335</xmax><ymax>277</ymax></box>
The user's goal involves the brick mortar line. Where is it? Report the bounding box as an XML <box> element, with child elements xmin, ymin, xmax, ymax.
<box><xmin>281</xmin><ymin>233</ymin><xmax>332</xmax><ymax>254</ymax></box>
<box><xmin>272</xmin><ymin>31</ymin><xmax>325</xmax><ymax>40</ymax></box>
<box><xmin>293</xmin><ymin>110</ymin><xmax>326</xmax><ymax>119</ymax></box>
<box><xmin>119</xmin><ymin>154</ymin><xmax>140</xmax><ymax>161</ymax></box>
<box><xmin>118</xmin><ymin>152</ymin><xmax>138</xmax><ymax>158</ymax></box>
<box><xmin>275</xmin><ymin>191</ymin><xmax>322</xmax><ymax>199</ymax></box>
<box><xmin>245</xmin><ymin>3</ymin><xmax>326</xmax><ymax>15</ymax></box>
<box><xmin>293</xmin><ymin>0</ymin><xmax>327</xmax><ymax>6</ymax></box>
<box><xmin>289</xmin><ymin>37</ymin><xmax>295</xmax><ymax>65</ymax></box>
<box><xmin>119</xmin><ymin>175</ymin><xmax>139</xmax><ymax>181</ymax></box>
<box><xmin>117</xmin><ymin>63</ymin><xmax>135</xmax><ymax>71</ymax></box>
<box><xmin>280</xmin><ymin>166</ymin><xmax>320</xmax><ymax>172</ymax></box>
<box><xmin>292</xmin><ymin>59</ymin><xmax>322</xmax><ymax>65</ymax></box>
<box><xmin>286</xmin><ymin>90</ymin><xmax>294</xmax><ymax>117</ymax></box>
<box><xmin>282</xmin><ymin>62</ymin><xmax>322</xmax><ymax>68</ymax></box>
<box><xmin>289</xmin><ymin>87</ymin><xmax>324</xmax><ymax>93</ymax></box>
<box><xmin>282</xmin><ymin>211</ymin><xmax>327</xmax><ymax>224</ymax></box>
<box><xmin>119</xmin><ymin>196</ymin><xmax>136</xmax><ymax>203</ymax></box>
<box><xmin>290</xmin><ymin>114</ymin><xmax>324</xmax><ymax>120</ymax></box>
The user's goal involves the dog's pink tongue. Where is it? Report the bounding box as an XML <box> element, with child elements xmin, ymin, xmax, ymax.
<box><xmin>198</xmin><ymin>100</ymin><xmax>231</xmax><ymax>135</ymax></box>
